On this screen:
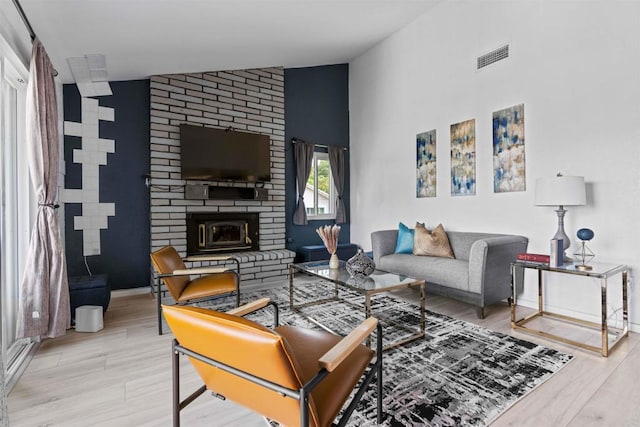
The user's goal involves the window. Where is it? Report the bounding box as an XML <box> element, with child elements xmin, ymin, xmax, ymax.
<box><xmin>0</xmin><ymin>35</ymin><xmax>33</xmax><ymax>388</ymax></box>
<box><xmin>304</xmin><ymin>151</ymin><xmax>336</xmax><ymax>219</ymax></box>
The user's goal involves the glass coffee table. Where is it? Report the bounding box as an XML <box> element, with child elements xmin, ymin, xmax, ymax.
<box><xmin>289</xmin><ymin>260</ymin><xmax>426</xmax><ymax>351</ymax></box>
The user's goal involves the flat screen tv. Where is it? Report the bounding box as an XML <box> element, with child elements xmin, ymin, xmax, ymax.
<box><xmin>180</xmin><ymin>124</ymin><xmax>271</xmax><ymax>182</ymax></box>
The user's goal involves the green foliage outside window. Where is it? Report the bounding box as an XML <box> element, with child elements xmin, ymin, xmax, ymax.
<box><xmin>307</xmin><ymin>159</ymin><xmax>331</xmax><ymax>193</ymax></box>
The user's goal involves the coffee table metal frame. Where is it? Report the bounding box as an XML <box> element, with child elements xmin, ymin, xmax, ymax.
<box><xmin>289</xmin><ymin>260</ymin><xmax>425</xmax><ymax>351</ymax></box>
<box><xmin>510</xmin><ymin>261</ymin><xmax>628</xmax><ymax>357</ymax></box>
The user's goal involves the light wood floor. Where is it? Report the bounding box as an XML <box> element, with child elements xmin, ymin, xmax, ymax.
<box><xmin>8</xmin><ymin>281</ymin><xmax>640</xmax><ymax>426</ymax></box>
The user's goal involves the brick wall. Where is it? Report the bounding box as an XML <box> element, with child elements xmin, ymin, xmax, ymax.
<box><xmin>149</xmin><ymin>67</ymin><xmax>294</xmax><ymax>285</ymax></box>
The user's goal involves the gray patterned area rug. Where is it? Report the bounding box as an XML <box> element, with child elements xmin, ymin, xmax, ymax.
<box><xmin>199</xmin><ymin>280</ymin><xmax>573</xmax><ymax>426</ymax></box>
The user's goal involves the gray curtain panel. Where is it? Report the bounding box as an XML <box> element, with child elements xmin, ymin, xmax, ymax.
<box><xmin>16</xmin><ymin>40</ymin><xmax>70</xmax><ymax>339</ymax></box>
<box><xmin>328</xmin><ymin>145</ymin><xmax>346</xmax><ymax>224</ymax></box>
<box><xmin>293</xmin><ymin>140</ymin><xmax>315</xmax><ymax>225</ymax></box>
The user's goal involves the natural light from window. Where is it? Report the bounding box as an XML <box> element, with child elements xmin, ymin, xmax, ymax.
<box><xmin>304</xmin><ymin>151</ymin><xmax>336</xmax><ymax>219</ymax></box>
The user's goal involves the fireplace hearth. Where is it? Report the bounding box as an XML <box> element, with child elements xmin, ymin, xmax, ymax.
<box><xmin>186</xmin><ymin>212</ymin><xmax>259</xmax><ymax>256</ymax></box>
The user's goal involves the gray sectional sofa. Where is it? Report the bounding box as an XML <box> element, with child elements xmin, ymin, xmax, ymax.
<box><xmin>371</xmin><ymin>229</ymin><xmax>528</xmax><ymax>318</ymax></box>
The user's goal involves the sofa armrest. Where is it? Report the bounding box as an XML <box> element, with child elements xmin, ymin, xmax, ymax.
<box><xmin>468</xmin><ymin>236</ymin><xmax>529</xmax><ymax>297</ymax></box>
<box><xmin>371</xmin><ymin>230</ymin><xmax>398</xmax><ymax>265</ymax></box>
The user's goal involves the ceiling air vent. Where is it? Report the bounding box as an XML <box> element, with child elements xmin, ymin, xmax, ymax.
<box><xmin>477</xmin><ymin>44</ymin><xmax>509</xmax><ymax>70</ymax></box>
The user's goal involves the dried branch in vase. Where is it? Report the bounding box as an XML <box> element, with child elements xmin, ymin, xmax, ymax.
<box><xmin>316</xmin><ymin>225</ymin><xmax>341</xmax><ymax>255</ymax></box>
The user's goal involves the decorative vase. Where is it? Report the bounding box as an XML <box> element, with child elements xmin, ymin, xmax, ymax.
<box><xmin>346</xmin><ymin>249</ymin><xmax>375</xmax><ymax>277</ymax></box>
<box><xmin>329</xmin><ymin>253</ymin><xmax>340</xmax><ymax>269</ymax></box>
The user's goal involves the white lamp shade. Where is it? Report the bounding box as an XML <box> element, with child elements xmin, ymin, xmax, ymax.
<box><xmin>534</xmin><ymin>176</ymin><xmax>586</xmax><ymax>206</ymax></box>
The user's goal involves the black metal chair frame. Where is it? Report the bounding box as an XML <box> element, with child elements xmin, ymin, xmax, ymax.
<box><xmin>170</xmin><ymin>302</ymin><xmax>383</xmax><ymax>427</ymax></box>
<box><xmin>156</xmin><ymin>256</ymin><xmax>240</xmax><ymax>335</ymax></box>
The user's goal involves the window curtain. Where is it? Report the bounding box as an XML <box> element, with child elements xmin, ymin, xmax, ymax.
<box><xmin>328</xmin><ymin>146</ymin><xmax>346</xmax><ymax>224</ymax></box>
<box><xmin>16</xmin><ymin>40</ymin><xmax>70</xmax><ymax>339</ymax></box>
<box><xmin>293</xmin><ymin>140</ymin><xmax>315</xmax><ymax>225</ymax></box>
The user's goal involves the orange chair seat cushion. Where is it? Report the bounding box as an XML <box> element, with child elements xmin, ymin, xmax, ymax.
<box><xmin>276</xmin><ymin>325</ymin><xmax>375</xmax><ymax>427</ymax></box>
<box><xmin>176</xmin><ymin>272</ymin><xmax>238</xmax><ymax>302</ymax></box>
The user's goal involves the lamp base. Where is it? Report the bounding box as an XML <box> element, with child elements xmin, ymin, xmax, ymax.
<box><xmin>576</xmin><ymin>264</ymin><xmax>593</xmax><ymax>271</ymax></box>
<box><xmin>552</xmin><ymin>206</ymin><xmax>571</xmax><ymax>256</ymax></box>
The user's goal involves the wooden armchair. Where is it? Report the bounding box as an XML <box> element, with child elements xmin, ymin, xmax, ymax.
<box><xmin>150</xmin><ymin>245</ymin><xmax>240</xmax><ymax>334</ymax></box>
<box><xmin>163</xmin><ymin>298</ymin><xmax>383</xmax><ymax>427</ymax></box>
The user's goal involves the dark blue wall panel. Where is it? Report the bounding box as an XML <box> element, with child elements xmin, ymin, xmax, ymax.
<box><xmin>284</xmin><ymin>64</ymin><xmax>351</xmax><ymax>257</ymax></box>
<box><xmin>63</xmin><ymin>80</ymin><xmax>150</xmax><ymax>289</ymax></box>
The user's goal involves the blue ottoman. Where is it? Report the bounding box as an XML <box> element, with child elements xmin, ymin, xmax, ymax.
<box><xmin>297</xmin><ymin>243</ymin><xmax>359</xmax><ymax>262</ymax></box>
<box><xmin>68</xmin><ymin>274</ymin><xmax>111</xmax><ymax>324</ymax></box>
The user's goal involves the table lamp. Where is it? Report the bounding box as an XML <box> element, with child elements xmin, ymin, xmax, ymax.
<box><xmin>534</xmin><ymin>173</ymin><xmax>586</xmax><ymax>260</ymax></box>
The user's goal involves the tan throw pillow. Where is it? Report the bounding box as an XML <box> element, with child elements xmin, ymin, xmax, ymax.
<box><xmin>413</xmin><ymin>223</ymin><xmax>455</xmax><ymax>258</ymax></box>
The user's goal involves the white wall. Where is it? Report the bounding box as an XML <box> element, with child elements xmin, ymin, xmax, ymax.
<box><xmin>349</xmin><ymin>0</ymin><xmax>640</xmax><ymax>329</ymax></box>
<box><xmin>0</xmin><ymin>2</ymin><xmax>32</xmax><ymax>67</ymax></box>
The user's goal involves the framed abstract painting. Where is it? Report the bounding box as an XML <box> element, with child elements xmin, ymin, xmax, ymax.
<box><xmin>450</xmin><ymin>119</ymin><xmax>476</xmax><ymax>196</ymax></box>
<box><xmin>416</xmin><ymin>129</ymin><xmax>436</xmax><ymax>198</ymax></box>
<box><xmin>493</xmin><ymin>104</ymin><xmax>526</xmax><ymax>193</ymax></box>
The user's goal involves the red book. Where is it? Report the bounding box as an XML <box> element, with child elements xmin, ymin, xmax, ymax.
<box><xmin>516</xmin><ymin>253</ymin><xmax>550</xmax><ymax>263</ymax></box>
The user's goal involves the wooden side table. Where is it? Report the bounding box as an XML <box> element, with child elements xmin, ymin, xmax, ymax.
<box><xmin>510</xmin><ymin>261</ymin><xmax>628</xmax><ymax>357</ymax></box>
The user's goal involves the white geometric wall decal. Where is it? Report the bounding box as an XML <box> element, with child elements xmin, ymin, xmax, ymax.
<box><xmin>62</xmin><ymin>96</ymin><xmax>116</xmax><ymax>256</ymax></box>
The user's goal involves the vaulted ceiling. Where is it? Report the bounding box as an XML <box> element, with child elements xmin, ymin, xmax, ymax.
<box><xmin>1</xmin><ymin>0</ymin><xmax>441</xmax><ymax>83</ymax></box>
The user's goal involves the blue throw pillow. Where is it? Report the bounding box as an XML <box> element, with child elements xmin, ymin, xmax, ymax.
<box><xmin>394</xmin><ymin>222</ymin><xmax>415</xmax><ymax>254</ymax></box>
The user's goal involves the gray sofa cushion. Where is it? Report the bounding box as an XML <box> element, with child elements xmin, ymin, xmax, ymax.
<box><xmin>378</xmin><ymin>254</ymin><xmax>469</xmax><ymax>291</ymax></box>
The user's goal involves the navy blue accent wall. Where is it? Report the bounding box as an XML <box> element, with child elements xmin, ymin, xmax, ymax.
<box><xmin>63</xmin><ymin>80</ymin><xmax>150</xmax><ymax>289</ymax></box>
<box><xmin>284</xmin><ymin>64</ymin><xmax>350</xmax><ymax>256</ymax></box>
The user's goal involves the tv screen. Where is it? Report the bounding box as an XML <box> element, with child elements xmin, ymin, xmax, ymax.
<box><xmin>180</xmin><ymin>124</ymin><xmax>271</xmax><ymax>182</ymax></box>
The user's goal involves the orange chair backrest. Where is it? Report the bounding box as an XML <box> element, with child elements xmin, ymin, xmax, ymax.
<box><xmin>150</xmin><ymin>246</ymin><xmax>190</xmax><ymax>300</ymax></box>
<box><xmin>163</xmin><ymin>305</ymin><xmax>321</xmax><ymax>427</ymax></box>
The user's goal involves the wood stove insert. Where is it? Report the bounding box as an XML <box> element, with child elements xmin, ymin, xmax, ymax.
<box><xmin>186</xmin><ymin>212</ymin><xmax>259</xmax><ymax>256</ymax></box>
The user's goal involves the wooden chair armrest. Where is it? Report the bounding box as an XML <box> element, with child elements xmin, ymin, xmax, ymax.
<box><xmin>226</xmin><ymin>298</ymin><xmax>271</xmax><ymax>316</ymax></box>
<box><xmin>318</xmin><ymin>317</ymin><xmax>378</xmax><ymax>372</ymax></box>
<box><xmin>171</xmin><ymin>267</ymin><xmax>230</xmax><ymax>276</ymax></box>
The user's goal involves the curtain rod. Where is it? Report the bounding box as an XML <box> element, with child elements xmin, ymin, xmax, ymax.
<box><xmin>11</xmin><ymin>0</ymin><xmax>59</xmax><ymax>77</ymax></box>
<box><xmin>12</xmin><ymin>0</ymin><xmax>35</xmax><ymax>41</ymax></box>
<box><xmin>291</xmin><ymin>138</ymin><xmax>347</xmax><ymax>151</ymax></box>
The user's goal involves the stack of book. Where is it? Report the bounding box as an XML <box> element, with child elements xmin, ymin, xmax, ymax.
<box><xmin>516</xmin><ymin>253</ymin><xmax>550</xmax><ymax>266</ymax></box>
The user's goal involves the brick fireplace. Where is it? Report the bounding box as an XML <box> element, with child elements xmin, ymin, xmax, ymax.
<box><xmin>149</xmin><ymin>67</ymin><xmax>294</xmax><ymax>285</ymax></box>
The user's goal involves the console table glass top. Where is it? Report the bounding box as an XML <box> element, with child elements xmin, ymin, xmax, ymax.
<box><xmin>512</xmin><ymin>260</ymin><xmax>625</xmax><ymax>278</ymax></box>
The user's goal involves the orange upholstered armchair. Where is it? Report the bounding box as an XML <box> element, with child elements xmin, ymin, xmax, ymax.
<box><xmin>163</xmin><ymin>298</ymin><xmax>383</xmax><ymax>427</ymax></box>
<box><xmin>151</xmin><ymin>245</ymin><xmax>240</xmax><ymax>335</ymax></box>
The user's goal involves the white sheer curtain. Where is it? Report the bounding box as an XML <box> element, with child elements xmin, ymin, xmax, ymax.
<box><xmin>16</xmin><ymin>39</ymin><xmax>70</xmax><ymax>339</ymax></box>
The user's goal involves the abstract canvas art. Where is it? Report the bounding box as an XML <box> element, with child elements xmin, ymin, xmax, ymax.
<box><xmin>450</xmin><ymin>119</ymin><xmax>476</xmax><ymax>196</ymax></box>
<box><xmin>416</xmin><ymin>130</ymin><xmax>436</xmax><ymax>198</ymax></box>
<box><xmin>493</xmin><ymin>104</ymin><xmax>526</xmax><ymax>193</ymax></box>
